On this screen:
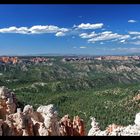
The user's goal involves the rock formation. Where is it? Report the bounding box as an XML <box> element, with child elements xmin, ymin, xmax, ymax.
<box><xmin>88</xmin><ymin>113</ymin><xmax>140</xmax><ymax>136</ymax></box>
<box><xmin>59</xmin><ymin>114</ymin><xmax>73</xmax><ymax>136</ymax></box>
<box><xmin>73</xmin><ymin>115</ymin><xmax>85</xmax><ymax>136</ymax></box>
<box><xmin>0</xmin><ymin>86</ymin><xmax>61</xmax><ymax>136</ymax></box>
<box><xmin>0</xmin><ymin>119</ymin><xmax>2</xmax><ymax>136</ymax></box>
<box><xmin>0</xmin><ymin>57</ymin><xmax>18</xmax><ymax>64</ymax></box>
<box><xmin>0</xmin><ymin>86</ymin><xmax>17</xmax><ymax>120</ymax></box>
<box><xmin>59</xmin><ymin>115</ymin><xmax>85</xmax><ymax>136</ymax></box>
<box><xmin>88</xmin><ymin>117</ymin><xmax>105</xmax><ymax>136</ymax></box>
<box><xmin>135</xmin><ymin>112</ymin><xmax>140</xmax><ymax>126</ymax></box>
<box><xmin>36</xmin><ymin>105</ymin><xmax>60</xmax><ymax>136</ymax></box>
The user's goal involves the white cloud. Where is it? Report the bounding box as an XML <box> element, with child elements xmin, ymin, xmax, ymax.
<box><xmin>55</xmin><ymin>32</ymin><xmax>65</xmax><ymax>37</ymax></box>
<box><xmin>59</xmin><ymin>28</ymin><xmax>69</xmax><ymax>32</ymax></box>
<box><xmin>76</xmin><ymin>23</ymin><xmax>103</xmax><ymax>30</ymax></box>
<box><xmin>29</xmin><ymin>25</ymin><xmax>60</xmax><ymax>34</ymax></box>
<box><xmin>80</xmin><ymin>46</ymin><xmax>87</xmax><ymax>49</ymax></box>
<box><xmin>132</xmin><ymin>35</ymin><xmax>140</xmax><ymax>40</ymax></box>
<box><xmin>129</xmin><ymin>31</ymin><xmax>140</xmax><ymax>35</ymax></box>
<box><xmin>87</xmin><ymin>31</ymin><xmax>130</xmax><ymax>43</ymax></box>
<box><xmin>129</xmin><ymin>31</ymin><xmax>140</xmax><ymax>40</ymax></box>
<box><xmin>0</xmin><ymin>25</ymin><xmax>69</xmax><ymax>36</ymax></box>
<box><xmin>120</xmin><ymin>40</ymin><xmax>126</xmax><ymax>43</ymax></box>
<box><xmin>120</xmin><ymin>35</ymin><xmax>130</xmax><ymax>40</ymax></box>
<box><xmin>0</xmin><ymin>26</ymin><xmax>28</xmax><ymax>34</ymax></box>
<box><xmin>130</xmin><ymin>41</ymin><xmax>140</xmax><ymax>45</ymax></box>
<box><xmin>101</xmin><ymin>31</ymin><xmax>112</xmax><ymax>34</ymax></box>
<box><xmin>79</xmin><ymin>31</ymin><xmax>130</xmax><ymax>44</ymax></box>
<box><xmin>79</xmin><ymin>31</ymin><xmax>97</xmax><ymax>38</ymax></box>
<box><xmin>73</xmin><ymin>24</ymin><xmax>77</xmax><ymax>28</ymax></box>
<box><xmin>128</xmin><ymin>19</ymin><xmax>137</xmax><ymax>23</ymax></box>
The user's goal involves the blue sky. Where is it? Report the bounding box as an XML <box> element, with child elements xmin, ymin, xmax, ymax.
<box><xmin>0</xmin><ymin>4</ymin><xmax>140</xmax><ymax>55</ymax></box>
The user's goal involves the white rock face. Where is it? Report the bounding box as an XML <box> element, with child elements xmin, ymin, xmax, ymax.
<box><xmin>37</xmin><ymin>104</ymin><xmax>60</xmax><ymax>136</ymax></box>
<box><xmin>37</xmin><ymin>123</ymin><xmax>49</xmax><ymax>136</ymax></box>
<box><xmin>0</xmin><ymin>86</ymin><xmax>7</xmax><ymax>99</ymax></box>
<box><xmin>37</xmin><ymin>104</ymin><xmax>54</xmax><ymax>115</ymax></box>
<box><xmin>23</xmin><ymin>105</ymin><xmax>33</xmax><ymax>114</ymax></box>
<box><xmin>119</xmin><ymin>125</ymin><xmax>140</xmax><ymax>136</ymax></box>
<box><xmin>88</xmin><ymin>117</ymin><xmax>102</xmax><ymax>136</ymax></box>
<box><xmin>134</xmin><ymin>113</ymin><xmax>140</xmax><ymax>126</ymax></box>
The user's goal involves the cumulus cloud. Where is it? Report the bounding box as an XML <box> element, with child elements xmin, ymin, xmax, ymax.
<box><xmin>128</xmin><ymin>19</ymin><xmax>137</xmax><ymax>23</ymax></box>
<box><xmin>0</xmin><ymin>26</ymin><xmax>28</xmax><ymax>34</ymax></box>
<box><xmin>129</xmin><ymin>31</ymin><xmax>140</xmax><ymax>35</ymax></box>
<box><xmin>80</xmin><ymin>46</ymin><xmax>87</xmax><ymax>49</ymax></box>
<box><xmin>29</xmin><ymin>25</ymin><xmax>60</xmax><ymax>34</ymax></box>
<box><xmin>75</xmin><ymin>23</ymin><xmax>103</xmax><ymax>30</ymax></box>
<box><xmin>87</xmin><ymin>31</ymin><xmax>130</xmax><ymax>43</ymax></box>
<box><xmin>0</xmin><ymin>25</ymin><xmax>69</xmax><ymax>36</ymax></box>
<box><xmin>79</xmin><ymin>31</ymin><xmax>97</xmax><ymax>38</ymax></box>
<box><xmin>55</xmin><ymin>32</ymin><xmax>65</xmax><ymax>37</ymax></box>
<box><xmin>120</xmin><ymin>40</ymin><xmax>126</xmax><ymax>43</ymax></box>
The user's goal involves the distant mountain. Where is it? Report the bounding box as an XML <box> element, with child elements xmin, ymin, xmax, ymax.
<box><xmin>125</xmin><ymin>52</ymin><xmax>140</xmax><ymax>56</ymax></box>
<box><xmin>19</xmin><ymin>51</ymin><xmax>140</xmax><ymax>57</ymax></box>
<box><xmin>1</xmin><ymin>52</ymin><xmax>140</xmax><ymax>57</ymax></box>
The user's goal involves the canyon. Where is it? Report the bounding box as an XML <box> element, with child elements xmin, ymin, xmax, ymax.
<box><xmin>0</xmin><ymin>86</ymin><xmax>140</xmax><ymax>136</ymax></box>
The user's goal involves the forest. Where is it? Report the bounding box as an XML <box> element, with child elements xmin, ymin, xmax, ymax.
<box><xmin>0</xmin><ymin>57</ymin><xmax>140</xmax><ymax>130</ymax></box>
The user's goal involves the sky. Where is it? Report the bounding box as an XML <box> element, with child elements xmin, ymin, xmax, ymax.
<box><xmin>0</xmin><ymin>4</ymin><xmax>140</xmax><ymax>55</ymax></box>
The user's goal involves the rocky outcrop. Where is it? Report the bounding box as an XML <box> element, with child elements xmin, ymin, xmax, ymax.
<box><xmin>59</xmin><ymin>115</ymin><xmax>85</xmax><ymax>136</ymax></box>
<box><xmin>0</xmin><ymin>57</ymin><xmax>18</xmax><ymax>64</ymax></box>
<box><xmin>1</xmin><ymin>107</ymin><xmax>34</xmax><ymax>136</ymax></box>
<box><xmin>36</xmin><ymin>105</ymin><xmax>60</xmax><ymax>136</ymax></box>
<box><xmin>88</xmin><ymin>112</ymin><xmax>140</xmax><ymax>136</ymax></box>
<box><xmin>88</xmin><ymin>117</ymin><xmax>106</xmax><ymax>136</ymax></box>
<box><xmin>59</xmin><ymin>115</ymin><xmax>73</xmax><ymax>136</ymax></box>
<box><xmin>73</xmin><ymin>115</ymin><xmax>85</xmax><ymax>136</ymax></box>
<box><xmin>0</xmin><ymin>119</ymin><xmax>2</xmax><ymax>136</ymax></box>
<box><xmin>1</xmin><ymin>104</ymin><xmax>61</xmax><ymax>136</ymax></box>
<box><xmin>0</xmin><ymin>86</ymin><xmax>17</xmax><ymax>120</ymax></box>
<box><xmin>135</xmin><ymin>112</ymin><xmax>140</xmax><ymax>126</ymax></box>
<box><xmin>0</xmin><ymin>87</ymin><xmax>61</xmax><ymax>136</ymax></box>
